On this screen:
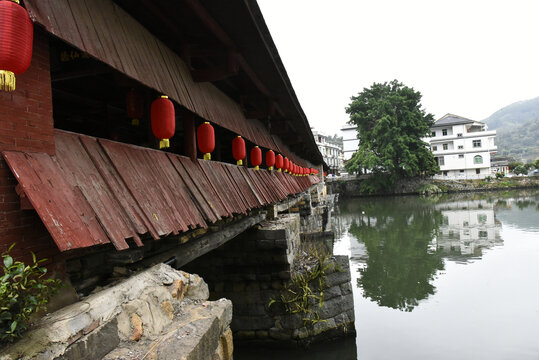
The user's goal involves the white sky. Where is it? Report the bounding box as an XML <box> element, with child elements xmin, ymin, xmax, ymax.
<box><xmin>257</xmin><ymin>0</ymin><xmax>539</xmax><ymax>135</ymax></box>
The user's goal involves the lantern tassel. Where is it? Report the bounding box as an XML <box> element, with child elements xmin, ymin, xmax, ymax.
<box><xmin>131</xmin><ymin>118</ymin><xmax>140</xmax><ymax>126</ymax></box>
<box><xmin>254</xmin><ymin>166</ymin><xmax>259</xmax><ymax>171</ymax></box>
<box><xmin>237</xmin><ymin>160</ymin><xmax>243</xmax><ymax>166</ymax></box>
<box><xmin>268</xmin><ymin>166</ymin><xmax>273</xmax><ymax>171</ymax></box>
<box><xmin>0</xmin><ymin>71</ymin><xmax>16</xmax><ymax>92</ymax></box>
<box><xmin>278</xmin><ymin>168</ymin><xmax>281</xmax><ymax>172</ymax></box>
<box><xmin>159</xmin><ymin>139</ymin><xmax>170</xmax><ymax>149</ymax></box>
<box><xmin>203</xmin><ymin>153</ymin><xmax>211</xmax><ymax>160</ymax></box>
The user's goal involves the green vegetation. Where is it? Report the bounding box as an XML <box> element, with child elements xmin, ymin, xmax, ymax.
<box><xmin>345</xmin><ymin>80</ymin><xmax>438</xmax><ymax>193</ymax></box>
<box><xmin>268</xmin><ymin>248</ymin><xmax>337</xmax><ymax>326</ymax></box>
<box><xmin>483</xmin><ymin>96</ymin><xmax>539</xmax><ymax>161</ymax></box>
<box><xmin>1</xmin><ymin>244</ymin><xmax>61</xmax><ymax>343</ymax></box>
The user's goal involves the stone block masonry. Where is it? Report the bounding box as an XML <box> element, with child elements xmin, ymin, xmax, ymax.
<box><xmin>184</xmin><ymin>209</ymin><xmax>355</xmax><ymax>346</ymax></box>
<box><xmin>0</xmin><ymin>264</ymin><xmax>233</xmax><ymax>360</ymax></box>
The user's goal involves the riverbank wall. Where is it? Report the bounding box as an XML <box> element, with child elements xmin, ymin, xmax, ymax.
<box><xmin>327</xmin><ymin>176</ymin><xmax>539</xmax><ymax>197</ymax></box>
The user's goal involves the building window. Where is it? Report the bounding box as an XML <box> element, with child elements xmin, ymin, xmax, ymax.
<box><xmin>478</xmin><ymin>214</ymin><xmax>487</xmax><ymax>224</ymax></box>
<box><xmin>458</xmin><ymin>145</ymin><xmax>464</xmax><ymax>149</ymax></box>
<box><xmin>443</xmin><ymin>171</ymin><xmax>448</xmax><ymax>176</ymax></box>
<box><xmin>443</xmin><ymin>143</ymin><xmax>448</xmax><ymax>150</ymax></box>
<box><xmin>459</xmin><ymin>154</ymin><xmax>464</xmax><ymax>158</ymax></box>
<box><xmin>476</xmin><ymin>168</ymin><xmax>481</xmax><ymax>174</ymax></box>
<box><xmin>457</xmin><ymin>133</ymin><xmax>463</xmax><ymax>137</ymax></box>
<box><xmin>431</xmin><ymin>131</ymin><xmax>436</xmax><ymax>137</ymax></box>
<box><xmin>479</xmin><ymin>230</ymin><xmax>488</xmax><ymax>238</ymax></box>
<box><xmin>432</xmin><ymin>145</ymin><xmax>438</xmax><ymax>151</ymax></box>
<box><xmin>460</xmin><ymin>169</ymin><xmax>464</xmax><ymax>173</ymax></box>
<box><xmin>473</xmin><ymin>139</ymin><xmax>481</xmax><ymax>148</ymax></box>
<box><xmin>438</xmin><ymin>156</ymin><xmax>445</xmax><ymax>166</ymax></box>
<box><xmin>474</xmin><ymin>155</ymin><xmax>483</xmax><ymax>164</ymax></box>
<box><xmin>442</xmin><ymin>129</ymin><xmax>448</xmax><ymax>136</ymax></box>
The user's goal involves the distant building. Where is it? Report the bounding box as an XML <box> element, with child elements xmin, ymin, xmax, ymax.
<box><xmin>426</xmin><ymin>114</ymin><xmax>497</xmax><ymax>179</ymax></box>
<box><xmin>490</xmin><ymin>156</ymin><xmax>513</xmax><ymax>176</ymax></box>
<box><xmin>312</xmin><ymin>129</ymin><xmax>344</xmax><ymax>174</ymax></box>
<box><xmin>341</xmin><ymin>124</ymin><xmax>359</xmax><ymax>161</ymax></box>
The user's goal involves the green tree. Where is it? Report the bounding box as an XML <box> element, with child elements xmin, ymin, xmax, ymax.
<box><xmin>508</xmin><ymin>161</ymin><xmax>523</xmax><ymax>171</ymax></box>
<box><xmin>345</xmin><ymin>80</ymin><xmax>438</xmax><ymax>192</ymax></box>
<box><xmin>514</xmin><ymin>165</ymin><xmax>527</xmax><ymax>175</ymax></box>
<box><xmin>534</xmin><ymin>159</ymin><xmax>539</xmax><ymax>169</ymax></box>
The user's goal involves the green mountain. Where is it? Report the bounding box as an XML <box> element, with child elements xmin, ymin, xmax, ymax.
<box><xmin>483</xmin><ymin>97</ymin><xmax>539</xmax><ymax>161</ymax></box>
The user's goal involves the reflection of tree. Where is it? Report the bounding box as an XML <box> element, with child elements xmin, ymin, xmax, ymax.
<box><xmin>349</xmin><ymin>197</ymin><xmax>444</xmax><ymax>311</ymax></box>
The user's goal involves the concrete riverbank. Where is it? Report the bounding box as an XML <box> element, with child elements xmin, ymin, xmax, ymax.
<box><xmin>327</xmin><ymin>176</ymin><xmax>539</xmax><ymax>197</ymax></box>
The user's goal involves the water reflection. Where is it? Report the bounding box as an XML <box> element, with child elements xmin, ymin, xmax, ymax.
<box><xmin>337</xmin><ymin>189</ymin><xmax>539</xmax><ymax>312</ymax></box>
<box><xmin>344</xmin><ymin>197</ymin><xmax>444</xmax><ymax>311</ymax></box>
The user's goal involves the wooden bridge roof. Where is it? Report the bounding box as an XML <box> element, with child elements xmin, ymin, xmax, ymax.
<box><xmin>24</xmin><ymin>0</ymin><xmax>324</xmax><ymax>167</ymax></box>
<box><xmin>2</xmin><ymin>131</ymin><xmax>316</xmax><ymax>252</ymax></box>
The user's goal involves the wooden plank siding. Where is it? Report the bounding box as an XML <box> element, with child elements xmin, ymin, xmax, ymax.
<box><xmin>2</xmin><ymin>131</ymin><xmax>315</xmax><ymax>252</ymax></box>
<box><xmin>24</xmin><ymin>0</ymin><xmax>290</xmax><ymax>155</ymax></box>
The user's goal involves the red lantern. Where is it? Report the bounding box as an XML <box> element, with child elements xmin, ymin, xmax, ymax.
<box><xmin>266</xmin><ymin>150</ymin><xmax>275</xmax><ymax>171</ymax></box>
<box><xmin>275</xmin><ymin>154</ymin><xmax>283</xmax><ymax>172</ymax></box>
<box><xmin>0</xmin><ymin>0</ymin><xmax>33</xmax><ymax>92</ymax></box>
<box><xmin>284</xmin><ymin>157</ymin><xmax>289</xmax><ymax>173</ymax></box>
<box><xmin>250</xmin><ymin>146</ymin><xmax>262</xmax><ymax>170</ymax></box>
<box><xmin>197</xmin><ymin>122</ymin><xmax>215</xmax><ymax>160</ymax></box>
<box><xmin>126</xmin><ymin>88</ymin><xmax>143</xmax><ymax>126</ymax></box>
<box><xmin>151</xmin><ymin>95</ymin><xmax>175</xmax><ymax>149</ymax></box>
<box><xmin>232</xmin><ymin>136</ymin><xmax>246</xmax><ymax>165</ymax></box>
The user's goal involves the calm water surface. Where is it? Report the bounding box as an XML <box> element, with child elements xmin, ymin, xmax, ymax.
<box><xmin>236</xmin><ymin>189</ymin><xmax>539</xmax><ymax>359</ymax></box>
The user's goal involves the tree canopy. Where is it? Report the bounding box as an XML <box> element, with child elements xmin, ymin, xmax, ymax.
<box><xmin>345</xmin><ymin>80</ymin><xmax>438</xmax><ymax>191</ymax></box>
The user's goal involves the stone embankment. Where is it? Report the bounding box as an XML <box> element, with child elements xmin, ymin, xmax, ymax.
<box><xmin>0</xmin><ymin>264</ymin><xmax>233</xmax><ymax>360</ymax></box>
<box><xmin>327</xmin><ymin>176</ymin><xmax>539</xmax><ymax>197</ymax></box>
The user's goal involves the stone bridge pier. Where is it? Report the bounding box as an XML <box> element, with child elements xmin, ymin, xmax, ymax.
<box><xmin>183</xmin><ymin>190</ymin><xmax>355</xmax><ymax>345</ymax></box>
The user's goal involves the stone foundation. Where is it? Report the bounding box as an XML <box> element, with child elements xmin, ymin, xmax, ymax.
<box><xmin>0</xmin><ymin>264</ymin><xmax>233</xmax><ymax>360</ymax></box>
<box><xmin>184</xmin><ymin>209</ymin><xmax>355</xmax><ymax>346</ymax></box>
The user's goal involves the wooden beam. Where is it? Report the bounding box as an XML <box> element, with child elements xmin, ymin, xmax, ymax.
<box><xmin>140</xmin><ymin>213</ymin><xmax>266</xmax><ymax>268</ymax></box>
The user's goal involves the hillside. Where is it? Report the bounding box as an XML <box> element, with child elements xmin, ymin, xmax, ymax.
<box><xmin>483</xmin><ymin>97</ymin><xmax>539</xmax><ymax>161</ymax></box>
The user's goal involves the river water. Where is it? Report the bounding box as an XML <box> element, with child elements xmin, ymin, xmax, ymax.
<box><xmin>236</xmin><ymin>189</ymin><xmax>539</xmax><ymax>359</ymax></box>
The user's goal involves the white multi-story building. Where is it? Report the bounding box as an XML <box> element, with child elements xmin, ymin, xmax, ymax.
<box><xmin>427</xmin><ymin>114</ymin><xmax>497</xmax><ymax>179</ymax></box>
<box><xmin>312</xmin><ymin>129</ymin><xmax>344</xmax><ymax>174</ymax></box>
<box><xmin>341</xmin><ymin>125</ymin><xmax>359</xmax><ymax>161</ymax></box>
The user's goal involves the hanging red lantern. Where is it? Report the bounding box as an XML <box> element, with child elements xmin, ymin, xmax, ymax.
<box><xmin>126</xmin><ymin>88</ymin><xmax>143</xmax><ymax>126</ymax></box>
<box><xmin>275</xmin><ymin>154</ymin><xmax>283</xmax><ymax>172</ymax></box>
<box><xmin>265</xmin><ymin>150</ymin><xmax>275</xmax><ymax>171</ymax></box>
<box><xmin>232</xmin><ymin>136</ymin><xmax>246</xmax><ymax>165</ymax></box>
<box><xmin>250</xmin><ymin>146</ymin><xmax>262</xmax><ymax>170</ymax></box>
<box><xmin>0</xmin><ymin>0</ymin><xmax>33</xmax><ymax>92</ymax></box>
<box><xmin>197</xmin><ymin>122</ymin><xmax>215</xmax><ymax>160</ymax></box>
<box><xmin>284</xmin><ymin>157</ymin><xmax>289</xmax><ymax>173</ymax></box>
<box><xmin>151</xmin><ymin>95</ymin><xmax>175</xmax><ymax>149</ymax></box>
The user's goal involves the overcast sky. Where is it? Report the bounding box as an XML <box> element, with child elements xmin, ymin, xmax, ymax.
<box><xmin>257</xmin><ymin>0</ymin><xmax>539</xmax><ymax>136</ymax></box>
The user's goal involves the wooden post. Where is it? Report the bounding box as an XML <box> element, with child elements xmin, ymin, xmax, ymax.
<box><xmin>183</xmin><ymin>111</ymin><xmax>197</xmax><ymax>162</ymax></box>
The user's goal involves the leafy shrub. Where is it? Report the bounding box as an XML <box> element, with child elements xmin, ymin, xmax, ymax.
<box><xmin>1</xmin><ymin>244</ymin><xmax>61</xmax><ymax>343</ymax></box>
<box><xmin>495</xmin><ymin>172</ymin><xmax>505</xmax><ymax>179</ymax></box>
<box><xmin>484</xmin><ymin>176</ymin><xmax>493</xmax><ymax>182</ymax></box>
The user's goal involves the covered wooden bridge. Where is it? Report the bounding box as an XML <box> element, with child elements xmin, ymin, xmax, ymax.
<box><xmin>0</xmin><ymin>0</ymin><xmax>325</xmax><ymax>287</ymax></box>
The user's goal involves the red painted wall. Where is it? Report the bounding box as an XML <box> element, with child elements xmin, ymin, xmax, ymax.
<box><xmin>0</xmin><ymin>28</ymin><xmax>61</xmax><ymax>270</ymax></box>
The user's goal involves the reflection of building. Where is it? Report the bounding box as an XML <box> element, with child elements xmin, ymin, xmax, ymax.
<box><xmin>435</xmin><ymin>199</ymin><xmax>502</xmax><ymax>261</ymax></box>
<box><xmin>341</xmin><ymin>125</ymin><xmax>359</xmax><ymax>161</ymax></box>
<box><xmin>426</xmin><ymin>114</ymin><xmax>497</xmax><ymax>179</ymax></box>
<box><xmin>312</xmin><ymin>129</ymin><xmax>344</xmax><ymax>174</ymax></box>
